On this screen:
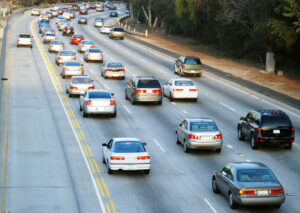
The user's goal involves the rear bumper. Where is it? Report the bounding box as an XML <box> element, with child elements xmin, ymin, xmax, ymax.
<box><xmin>257</xmin><ymin>136</ymin><xmax>294</xmax><ymax>144</ymax></box>
<box><xmin>135</xmin><ymin>95</ymin><xmax>162</xmax><ymax>102</ymax></box>
<box><xmin>236</xmin><ymin>195</ymin><xmax>285</xmax><ymax>206</ymax></box>
<box><xmin>69</xmin><ymin>88</ymin><xmax>87</xmax><ymax>95</ymax></box>
<box><xmin>183</xmin><ymin>70</ymin><xmax>202</xmax><ymax>75</ymax></box>
<box><xmin>109</xmin><ymin>163</ymin><xmax>150</xmax><ymax>171</ymax></box>
<box><xmin>49</xmin><ymin>47</ymin><xmax>63</xmax><ymax>52</ymax></box>
<box><xmin>87</xmin><ymin>55</ymin><xmax>103</xmax><ymax>61</ymax></box>
<box><xmin>172</xmin><ymin>92</ymin><xmax>198</xmax><ymax>99</ymax></box>
<box><xmin>105</xmin><ymin>72</ymin><xmax>125</xmax><ymax>77</ymax></box>
<box><xmin>63</xmin><ymin>70</ymin><xmax>84</xmax><ymax>76</ymax></box>
<box><xmin>17</xmin><ymin>42</ymin><xmax>32</xmax><ymax>46</ymax></box>
<box><xmin>188</xmin><ymin>141</ymin><xmax>223</xmax><ymax>149</ymax></box>
<box><xmin>85</xmin><ymin>106</ymin><xmax>116</xmax><ymax>114</ymax></box>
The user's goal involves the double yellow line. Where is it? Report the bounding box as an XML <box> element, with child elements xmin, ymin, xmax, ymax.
<box><xmin>30</xmin><ymin>19</ymin><xmax>116</xmax><ymax>213</ymax></box>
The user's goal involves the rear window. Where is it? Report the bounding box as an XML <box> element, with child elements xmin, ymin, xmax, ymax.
<box><xmin>237</xmin><ymin>169</ymin><xmax>277</xmax><ymax>182</ymax></box>
<box><xmin>65</xmin><ymin>61</ymin><xmax>80</xmax><ymax>66</ymax></box>
<box><xmin>104</xmin><ymin>26</ymin><xmax>112</xmax><ymax>28</ymax></box>
<box><xmin>190</xmin><ymin>121</ymin><xmax>218</xmax><ymax>132</ymax></box>
<box><xmin>261</xmin><ymin>114</ymin><xmax>291</xmax><ymax>127</ymax></box>
<box><xmin>89</xmin><ymin>91</ymin><xmax>111</xmax><ymax>99</ymax></box>
<box><xmin>174</xmin><ymin>80</ymin><xmax>194</xmax><ymax>86</ymax></box>
<box><xmin>184</xmin><ymin>58</ymin><xmax>201</xmax><ymax>65</ymax></box>
<box><xmin>89</xmin><ymin>49</ymin><xmax>101</xmax><ymax>53</ymax></box>
<box><xmin>72</xmin><ymin>77</ymin><xmax>92</xmax><ymax>84</ymax></box>
<box><xmin>82</xmin><ymin>41</ymin><xmax>94</xmax><ymax>45</ymax></box>
<box><xmin>46</xmin><ymin>33</ymin><xmax>55</xmax><ymax>36</ymax></box>
<box><xmin>51</xmin><ymin>41</ymin><xmax>64</xmax><ymax>45</ymax></box>
<box><xmin>112</xmin><ymin>141</ymin><xmax>145</xmax><ymax>153</ymax></box>
<box><xmin>137</xmin><ymin>79</ymin><xmax>161</xmax><ymax>88</ymax></box>
<box><xmin>20</xmin><ymin>34</ymin><xmax>31</xmax><ymax>38</ymax></box>
<box><xmin>74</xmin><ymin>35</ymin><xmax>84</xmax><ymax>38</ymax></box>
<box><xmin>60</xmin><ymin>51</ymin><xmax>75</xmax><ymax>56</ymax></box>
<box><xmin>107</xmin><ymin>62</ymin><xmax>122</xmax><ymax>68</ymax></box>
<box><xmin>113</xmin><ymin>28</ymin><xmax>124</xmax><ymax>32</ymax></box>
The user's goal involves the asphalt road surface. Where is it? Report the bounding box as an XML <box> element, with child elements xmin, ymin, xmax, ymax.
<box><xmin>0</xmin><ymin>5</ymin><xmax>300</xmax><ymax>213</ymax></box>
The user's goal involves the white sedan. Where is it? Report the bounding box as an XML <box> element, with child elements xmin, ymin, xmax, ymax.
<box><xmin>102</xmin><ymin>138</ymin><xmax>151</xmax><ymax>174</ymax></box>
<box><xmin>163</xmin><ymin>78</ymin><xmax>198</xmax><ymax>101</ymax></box>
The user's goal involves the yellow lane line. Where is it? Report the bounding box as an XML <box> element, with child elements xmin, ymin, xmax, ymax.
<box><xmin>82</xmin><ymin>144</ymin><xmax>89</xmax><ymax>157</ymax></box>
<box><xmin>80</xmin><ymin>129</ymin><xmax>86</xmax><ymax>141</ymax></box>
<box><xmin>87</xmin><ymin>144</ymin><xmax>94</xmax><ymax>157</ymax></box>
<box><xmin>110</xmin><ymin>199</ymin><xmax>117</xmax><ymax>213</ymax></box>
<box><xmin>101</xmin><ymin>178</ymin><xmax>111</xmax><ymax>198</ymax></box>
<box><xmin>88</xmin><ymin>158</ymin><xmax>96</xmax><ymax>173</ymax></box>
<box><xmin>106</xmin><ymin>202</ymin><xmax>112</xmax><ymax>213</ymax></box>
<box><xmin>93</xmin><ymin>159</ymin><xmax>101</xmax><ymax>173</ymax></box>
<box><xmin>96</xmin><ymin>177</ymin><xmax>105</xmax><ymax>197</ymax></box>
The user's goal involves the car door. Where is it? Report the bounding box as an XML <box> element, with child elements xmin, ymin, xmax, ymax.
<box><xmin>217</xmin><ymin>166</ymin><xmax>231</xmax><ymax>194</ymax></box>
<box><xmin>222</xmin><ymin>167</ymin><xmax>235</xmax><ymax>198</ymax></box>
<box><xmin>178</xmin><ymin>120</ymin><xmax>188</xmax><ymax>143</ymax></box>
<box><xmin>243</xmin><ymin>112</ymin><xmax>253</xmax><ymax>138</ymax></box>
<box><xmin>126</xmin><ymin>79</ymin><xmax>133</xmax><ymax>99</ymax></box>
<box><xmin>164</xmin><ymin>80</ymin><xmax>172</xmax><ymax>97</ymax></box>
<box><xmin>103</xmin><ymin>139</ymin><xmax>113</xmax><ymax>163</ymax></box>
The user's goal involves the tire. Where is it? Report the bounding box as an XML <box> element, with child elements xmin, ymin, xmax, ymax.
<box><xmin>144</xmin><ymin>169</ymin><xmax>150</xmax><ymax>174</ymax></box>
<box><xmin>284</xmin><ymin>142</ymin><xmax>292</xmax><ymax>150</ymax></box>
<box><xmin>17</xmin><ymin>44</ymin><xmax>19</xmax><ymax>47</ymax></box>
<box><xmin>176</xmin><ymin>134</ymin><xmax>180</xmax><ymax>145</ymax></box>
<box><xmin>179</xmin><ymin>68</ymin><xmax>184</xmax><ymax>77</ymax></box>
<box><xmin>273</xmin><ymin>204</ymin><xmax>281</xmax><ymax>209</ymax></box>
<box><xmin>79</xmin><ymin>105</ymin><xmax>82</xmax><ymax>111</ymax></box>
<box><xmin>251</xmin><ymin>134</ymin><xmax>258</xmax><ymax>150</ymax></box>
<box><xmin>183</xmin><ymin>141</ymin><xmax>189</xmax><ymax>153</ymax></box>
<box><xmin>121</xmin><ymin>37</ymin><xmax>124</xmax><ymax>40</ymax></box>
<box><xmin>238</xmin><ymin>126</ymin><xmax>245</xmax><ymax>141</ymax></box>
<box><xmin>30</xmin><ymin>45</ymin><xmax>33</xmax><ymax>48</ymax></box>
<box><xmin>102</xmin><ymin>157</ymin><xmax>106</xmax><ymax>164</ymax></box>
<box><xmin>157</xmin><ymin>101</ymin><xmax>162</xmax><ymax>105</ymax></box>
<box><xmin>83</xmin><ymin>110</ymin><xmax>88</xmax><ymax>117</ymax></box>
<box><xmin>229</xmin><ymin>192</ymin><xmax>238</xmax><ymax>209</ymax></box>
<box><xmin>212</xmin><ymin>177</ymin><xmax>220</xmax><ymax>193</ymax></box>
<box><xmin>125</xmin><ymin>90</ymin><xmax>129</xmax><ymax>100</ymax></box>
<box><xmin>108</xmin><ymin>168</ymin><xmax>113</xmax><ymax>174</ymax></box>
<box><xmin>169</xmin><ymin>93</ymin><xmax>174</xmax><ymax>102</ymax></box>
<box><xmin>216</xmin><ymin>148</ymin><xmax>221</xmax><ymax>153</ymax></box>
<box><xmin>104</xmin><ymin>74</ymin><xmax>107</xmax><ymax>79</ymax></box>
<box><xmin>69</xmin><ymin>93</ymin><xmax>72</xmax><ymax>97</ymax></box>
<box><xmin>131</xmin><ymin>96</ymin><xmax>136</xmax><ymax>105</ymax></box>
<box><xmin>111</xmin><ymin>111</ymin><xmax>117</xmax><ymax>118</ymax></box>
<box><xmin>174</xmin><ymin>64</ymin><xmax>177</xmax><ymax>74</ymax></box>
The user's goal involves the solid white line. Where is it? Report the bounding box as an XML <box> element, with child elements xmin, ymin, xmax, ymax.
<box><xmin>31</xmin><ymin>20</ymin><xmax>107</xmax><ymax>213</ymax></box>
<box><xmin>171</xmin><ymin>102</ymin><xmax>176</xmax><ymax>105</ymax></box>
<box><xmin>122</xmin><ymin>105</ymin><xmax>131</xmax><ymax>114</ymax></box>
<box><xmin>153</xmin><ymin>138</ymin><xmax>166</xmax><ymax>153</ymax></box>
<box><xmin>250</xmin><ymin>94</ymin><xmax>260</xmax><ymax>100</ymax></box>
<box><xmin>220</xmin><ymin>102</ymin><xmax>236</xmax><ymax>112</ymax></box>
<box><xmin>226</xmin><ymin>144</ymin><xmax>234</xmax><ymax>149</ymax></box>
<box><xmin>183</xmin><ymin>110</ymin><xmax>188</xmax><ymax>114</ymax></box>
<box><xmin>204</xmin><ymin>198</ymin><xmax>218</xmax><ymax>213</ymax></box>
<box><xmin>102</xmin><ymin>83</ymin><xmax>109</xmax><ymax>89</ymax></box>
<box><xmin>245</xmin><ymin>159</ymin><xmax>252</xmax><ymax>162</ymax></box>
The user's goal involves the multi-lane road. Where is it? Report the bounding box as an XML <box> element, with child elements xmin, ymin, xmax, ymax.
<box><xmin>0</xmin><ymin>5</ymin><xmax>300</xmax><ymax>213</ymax></box>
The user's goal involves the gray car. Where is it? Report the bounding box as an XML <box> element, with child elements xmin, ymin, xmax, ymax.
<box><xmin>212</xmin><ymin>162</ymin><xmax>285</xmax><ymax>209</ymax></box>
<box><xmin>101</xmin><ymin>61</ymin><xmax>125</xmax><ymax>79</ymax></box>
<box><xmin>176</xmin><ymin>118</ymin><xmax>223</xmax><ymax>153</ymax></box>
<box><xmin>109</xmin><ymin>27</ymin><xmax>125</xmax><ymax>40</ymax></box>
<box><xmin>56</xmin><ymin>50</ymin><xmax>76</xmax><ymax>65</ymax></box>
<box><xmin>78</xmin><ymin>40</ymin><xmax>96</xmax><ymax>53</ymax></box>
<box><xmin>61</xmin><ymin>61</ymin><xmax>84</xmax><ymax>78</ymax></box>
<box><xmin>66</xmin><ymin>76</ymin><xmax>94</xmax><ymax>97</ymax></box>
<box><xmin>125</xmin><ymin>76</ymin><xmax>162</xmax><ymax>105</ymax></box>
<box><xmin>80</xmin><ymin>89</ymin><xmax>116</xmax><ymax>117</ymax></box>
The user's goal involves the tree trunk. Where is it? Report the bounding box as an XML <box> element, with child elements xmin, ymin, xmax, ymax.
<box><xmin>153</xmin><ymin>17</ymin><xmax>158</xmax><ymax>29</ymax></box>
<box><xmin>129</xmin><ymin>0</ymin><xmax>134</xmax><ymax>21</ymax></box>
<box><xmin>147</xmin><ymin>4</ymin><xmax>152</xmax><ymax>27</ymax></box>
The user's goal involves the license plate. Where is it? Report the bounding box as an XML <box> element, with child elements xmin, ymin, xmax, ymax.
<box><xmin>201</xmin><ymin>136</ymin><xmax>210</xmax><ymax>141</ymax></box>
<box><xmin>97</xmin><ymin>107</ymin><xmax>104</xmax><ymax>111</ymax></box>
<box><xmin>273</xmin><ymin>130</ymin><xmax>280</xmax><ymax>134</ymax></box>
<box><xmin>257</xmin><ymin>190</ymin><xmax>268</xmax><ymax>196</ymax></box>
<box><xmin>191</xmin><ymin>70</ymin><xmax>195</xmax><ymax>73</ymax></box>
<box><xmin>146</xmin><ymin>90</ymin><xmax>152</xmax><ymax>94</ymax></box>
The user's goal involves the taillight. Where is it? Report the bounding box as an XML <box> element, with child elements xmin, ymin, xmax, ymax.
<box><xmin>119</xmin><ymin>69</ymin><xmax>125</xmax><ymax>71</ymax></box>
<box><xmin>71</xmin><ymin>86</ymin><xmax>78</xmax><ymax>90</ymax></box>
<box><xmin>292</xmin><ymin>128</ymin><xmax>294</xmax><ymax>133</ymax></box>
<box><xmin>81</xmin><ymin>45</ymin><xmax>84</xmax><ymax>47</ymax></box>
<box><xmin>257</xmin><ymin>128</ymin><xmax>262</xmax><ymax>134</ymax></box>
<box><xmin>88</xmin><ymin>86</ymin><xmax>94</xmax><ymax>90</ymax></box>
<box><xmin>79</xmin><ymin>68</ymin><xmax>83</xmax><ymax>71</ymax></box>
<box><xmin>64</xmin><ymin>67</ymin><xmax>69</xmax><ymax>70</ymax></box>
<box><xmin>189</xmin><ymin>88</ymin><xmax>198</xmax><ymax>91</ymax></box>
<box><xmin>111</xmin><ymin>156</ymin><xmax>125</xmax><ymax>160</ymax></box>
<box><xmin>62</xmin><ymin>45</ymin><xmax>65</xmax><ymax>48</ymax></box>
<box><xmin>239</xmin><ymin>190</ymin><xmax>255</xmax><ymax>195</ymax></box>
<box><xmin>137</xmin><ymin>156</ymin><xmax>150</xmax><ymax>160</ymax></box>
<box><xmin>86</xmin><ymin>100</ymin><xmax>92</xmax><ymax>105</ymax></box>
<box><xmin>182</xmin><ymin>65</ymin><xmax>185</xmax><ymax>69</ymax></box>
<box><xmin>201</xmin><ymin>65</ymin><xmax>203</xmax><ymax>69</ymax></box>
<box><xmin>17</xmin><ymin>39</ymin><xmax>20</xmax><ymax>42</ymax></box>
<box><xmin>135</xmin><ymin>89</ymin><xmax>146</xmax><ymax>93</ymax></box>
<box><xmin>173</xmin><ymin>89</ymin><xmax>183</xmax><ymax>92</ymax></box>
<box><xmin>270</xmin><ymin>189</ymin><xmax>284</xmax><ymax>194</ymax></box>
<box><xmin>50</xmin><ymin>45</ymin><xmax>53</xmax><ymax>47</ymax></box>
<box><xmin>153</xmin><ymin>89</ymin><xmax>162</xmax><ymax>93</ymax></box>
<box><xmin>58</xmin><ymin>57</ymin><xmax>62</xmax><ymax>59</ymax></box>
<box><xmin>106</xmin><ymin>69</ymin><xmax>112</xmax><ymax>71</ymax></box>
<box><xmin>110</xmin><ymin>100</ymin><xmax>115</xmax><ymax>105</ymax></box>
<box><xmin>189</xmin><ymin>134</ymin><xmax>199</xmax><ymax>139</ymax></box>
<box><xmin>72</xmin><ymin>57</ymin><xmax>76</xmax><ymax>60</ymax></box>
<box><xmin>214</xmin><ymin>134</ymin><xmax>222</xmax><ymax>139</ymax></box>
<box><xmin>91</xmin><ymin>45</ymin><xmax>96</xmax><ymax>47</ymax></box>
<box><xmin>30</xmin><ymin>39</ymin><xmax>33</xmax><ymax>42</ymax></box>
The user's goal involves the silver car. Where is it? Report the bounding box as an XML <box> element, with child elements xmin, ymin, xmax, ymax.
<box><xmin>101</xmin><ymin>61</ymin><xmax>125</xmax><ymax>79</ymax></box>
<box><xmin>78</xmin><ymin>40</ymin><xmax>96</xmax><ymax>53</ymax></box>
<box><xmin>176</xmin><ymin>118</ymin><xmax>223</xmax><ymax>153</ymax></box>
<box><xmin>58</xmin><ymin>21</ymin><xmax>70</xmax><ymax>31</ymax></box>
<box><xmin>48</xmin><ymin>40</ymin><xmax>64</xmax><ymax>53</ymax></box>
<box><xmin>61</xmin><ymin>61</ymin><xmax>84</xmax><ymax>79</ymax></box>
<box><xmin>102</xmin><ymin>138</ymin><xmax>151</xmax><ymax>174</ymax></box>
<box><xmin>100</xmin><ymin>25</ymin><xmax>112</xmax><ymax>34</ymax></box>
<box><xmin>43</xmin><ymin>32</ymin><xmax>56</xmax><ymax>44</ymax></box>
<box><xmin>56</xmin><ymin>50</ymin><xmax>76</xmax><ymax>65</ymax></box>
<box><xmin>66</xmin><ymin>76</ymin><xmax>94</xmax><ymax>97</ymax></box>
<box><xmin>84</xmin><ymin>48</ymin><xmax>103</xmax><ymax>62</ymax></box>
<box><xmin>212</xmin><ymin>162</ymin><xmax>285</xmax><ymax>209</ymax></box>
<box><xmin>79</xmin><ymin>89</ymin><xmax>116</xmax><ymax>117</ymax></box>
<box><xmin>109</xmin><ymin>27</ymin><xmax>125</xmax><ymax>40</ymax></box>
<box><xmin>94</xmin><ymin>18</ymin><xmax>104</xmax><ymax>27</ymax></box>
<box><xmin>17</xmin><ymin>33</ymin><xmax>32</xmax><ymax>48</ymax></box>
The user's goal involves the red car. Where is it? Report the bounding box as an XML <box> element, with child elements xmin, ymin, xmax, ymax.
<box><xmin>70</xmin><ymin>34</ymin><xmax>85</xmax><ymax>45</ymax></box>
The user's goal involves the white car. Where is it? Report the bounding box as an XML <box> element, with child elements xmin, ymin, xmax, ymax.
<box><xmin>78</xmin><ymin>40</ymin><xmax>96</xmax><ymax>53</ymax></box>
<box><xmin>43</xmin><ymin>32</ymin><xmax>56</xmax><ymax>44</ymax></box>
<box><xmin>31</xmin><ymin>8</ymin><xmax>40</xmax><ymax>16</ymax></box>
<box><xmin>102</xmin><ymin>138</ymin><xmax>151</xmax><ymax>174</ymax></box>
<box><xmin>49</xmin><ymin>40</ymin><xmax>64</xmax><ymax>53</ymax></box>
<box><xmin>84</xmin><ymin>48</ymin><xmax>103</xmax><ymax>62</ymax></box>
<box><xmin>62</xmin><ymin>12</ymin><xmax>71</xmax><ymax>20</ymax></box>
<box><xmin>17</xmin><ymin>33</ymin><xmax>32</xmax><ymax>48</ymax></box>
<box><xmin>100</xmin><ymin>25</ymin><xmax>112</xmax><ymax>34</ymax></box>
<box><xmin>163</xmin><ymin>78</ymin><xmax>198</xmax><ymax>101</ymax></box>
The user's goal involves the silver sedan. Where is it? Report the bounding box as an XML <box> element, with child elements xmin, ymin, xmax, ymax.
<box><xmin>55</xmin><ymin>50</ymin><xmax>76</xmax><ymax>65</ymax></box>
<box><xmin>60</xmin><ymin>61</ymin><xmax>84</xmax><ymax>78</ymax></box>
<box><xmin>66</xmin><ymin>76</ymin><xmax>94</xmax><ymax>97</ymax></box>
<box><xmin>48</xmin><ymin>40</ymin><xmax>64</xmax><ymax>53</ymax></box>
<box><xmin>79</xmin><ymin>89</ymin><xmax>116</xmax><ymax>117</ymax></box>
<box><xmin>101</xmin><ymin>61</ymin><xmax>125</xmax><ymax>79</ymax></box>
<box><xmin>176</xmin><ymin>118</ymin><xmax>223</xmax><ymax>153</ymax></box>
<box><xmin>84</xmin><ymin>48</ymin><xmax>103</xmax><ymax>62</ymax></box>
<box><xmin>78</xmin><ymin>40</ymin><xmax>96</xmax><ymax>53</ymax></box>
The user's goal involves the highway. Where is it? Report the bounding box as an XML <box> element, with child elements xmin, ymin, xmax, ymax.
<box><xmin>0</xmin><ymin>5</ymin><xmax>300</xmax><ymax>213</ymax></box>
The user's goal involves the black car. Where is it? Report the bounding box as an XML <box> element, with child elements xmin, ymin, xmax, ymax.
<box><xmin>110</xmin><ymin>11</ymin><xmax>118</xmax><ymax>17</ymax></box>
<box><xmin>63</xmin><ymin>26</ymin><xmax>75</xmax><ymax>35</ymax></box>
<box><xmin>78</xmin><ymin>17</ymin><xmax>88</xmax><ymax>24</ymax></box>
<box><xmin>238</xmin><ymin>110</ymin><xmax>294</xmax><ymax>149</ymax></box>
<box><xmin>212</xmin><ymin>162</ymin><xmax>285</xmax><ymax>209</ymax></box>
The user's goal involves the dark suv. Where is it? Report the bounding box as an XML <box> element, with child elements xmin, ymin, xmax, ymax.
<box><xmin>125</xmin><ymin>76</ymin><xmax>163</xmax><ymax>105</ymax></box>
<box><xmin>237</xmin><ymin>110</ymin><xmax>294</xmax><ymax>150</ymax></box>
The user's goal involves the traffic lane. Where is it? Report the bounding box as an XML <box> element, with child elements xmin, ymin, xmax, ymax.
<box><xmin>4</xmin><ymin>12</ymin><xmax>102</xmax><ymax>212</ymax></box>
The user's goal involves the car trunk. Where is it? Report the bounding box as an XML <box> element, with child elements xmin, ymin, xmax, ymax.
<box><xmin>183</xmin><ymin>64</ymin><xmax>202</xmax><ymax>70</ymax></box>
<box><xmin>91</xmin><ymin>99</ymin><xmax>111</xmax><ymax>107</ymax></box>
<box><xmin>111</xmin><ymin>153</ymin><xmax>149</xmax><ymax>164</ymax></box>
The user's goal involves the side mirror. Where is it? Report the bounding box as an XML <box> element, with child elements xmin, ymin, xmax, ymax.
<box><xmin>240</xmin><ymin>116</ymin><xmax>245</xmax><ymax>121</ymax></box>
<box><xmin>111</xmin><ymin>93</ymin><xmax>114</xmax><ymax>96</ymax></box>
<box><xmin>102</xmin><ymin>143</ymin><xmax>107</xmax><ymax>147</ymax></box>
<box><xmin>142</xmin><ymin>142</ymin><xmax>147</xmax><ymax>146</ymax></box>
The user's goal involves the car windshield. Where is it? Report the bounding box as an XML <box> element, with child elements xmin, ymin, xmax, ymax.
<box><xmin>60</xmin><ymin>51</ymin><xmax>74</xmax><ymax>56</ymax></box>
<box><xmin>261</xmin><ymin>114</ymin><xmax>291</xmax><ymax>128</ymax></box>
<box><xmin>112</xmin><ymin>141</ymin><xmax>145</xmax><ymax>153</ymax></box>
<box><xmin>20</xmin><ymin>34</ymin><xmax>31</xmax><ymax>38</ymax></box>
<box><xmin>190</xmin><ymin>121</ymin><xmax>217</xmax><ymax>131</ymax></box>
<box><xmin>237</xmin><ymin>169</ymin><xmax>277</xmax><ymax>182</ymax></box>
<box><xmin>65</xmin><ymin>61</ymin><xmax>80</xmax><ymax>66</ymax></box>
<box><xmin>82</xmin><ymin>41</ymin><xmax>94</xmax><ymax>45</ymax></box>
<box><xmin>137</xmin><ymin>80</ymin><xmax>161</xmax><ymax>88</ymax></box>
<box><xmin>72</xmin><ymin>77</ymin><xmax>92</xmax><ymax>84</ymax></box>
<box><xmin>89</xmin><ymin>49</ymin><xmax>101</xmax><ymax>53</ymax></box>
<box><xmin>88</xmin><ymin>91</ymin><xmax>111</xmax><ymax>99</ymax></box>
<box><xmin>175</xmin><ymin>80</ymin><xmax>194</xmax><ymax>86</ymax></box>
<box><xmin>107</xmin><ymin>62</ymin><xmax>122</xmax><ymax>67</ymax></box>
<box><xmin>184</xmin><ymin>58</ymin><xmax>201</xmax><ymax>65</ymax></box>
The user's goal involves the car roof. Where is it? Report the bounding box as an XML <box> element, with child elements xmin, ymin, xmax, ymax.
<box><xmin>171</xmin><ymin>78</ymin><xmax>192</xmax><ymax>82</ymax></box>
<box><xmin>71</xmin><ymin>75</ymin><xmax>91</xmax><ymax>79</ymax></box>
<box><xmin>135</xmin><ymin>76</ymin><xmax>156</xmax><ymax>80</ymax></box>
<box><xmin>112</xmin><ymin>137</ymin><xmax>140</xmax><ymax>142</ymax></box>
<box><xmin>185</xmin><ymin>118</ymin><xmax>213</xmax><ymax>122</ymax></box>
<box><xmin>229</xmin><ymin>162</ymin><xmax>269</xmax><ymax>170</ymax></box>
<box><xmin>253</xmin><ymin>109</ymin><xmax>286</xmax><ymax>116</ymax></box>
<box><xmin>88</xmin><ymin>89</ymin><xmax>110</xmax><ymax>93</ymax></box>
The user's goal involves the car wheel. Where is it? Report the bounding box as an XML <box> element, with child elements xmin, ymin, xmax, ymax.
<box><xmin>17</xmin><ymin>44</ymin><xmax>19</xmax><ymax>47</ymax></box>
<box><xmin>273</xmin><ymin>204</ymin><xmax>281</xmax><ymax>209</ymax></box>
<box><xmin>108</xmin><ymin>168</ymin><xmax>113</xmax><ymax>174</ymax></box>
<box><xmin>30</xmin><ymin>45</ymin><xmax>33</xmax><ymax>48</ymax></box>
<box><xmin>284</xmin><ymin>142</ymin><xmax>292</xmax><ymax>150</ymax></box>
<box><xmin>111</xmin><ymin>111</ymin><xmax>117</xmax><ymax>118</ymax></box>
<box><xmin>184</xmin><ymin>141</ymin><xmax>189</xmax><ymax>153</ymax></box>
<box><xmin>104</xmin><ymin>74</ymin><xmax>107</xmax><ymax>79</ymax></box>
<box><xmin>80</xmin><ymin>105</ymin><xmax>82</xmax><ymax>111</ymax></box>
<box><xmin>229</xmin><ymin>192</ymin><xmax>238</xmax><ymax>209</ymax></box>
<box><xmin>131</xmin><ymin>96</ymin><xmax>136</xmax><ymax>105</ymax></box>
<box><xmin>179</xmin><ymin>68</ymin><xmax>184</xmax><ymax>77</ymax></box>
<box><xmin>251</xmin><ymin>134</ymin><xmax>258</xmax><ymax>150</ymax></box>
<box><xmin>216</xmin><ymin>148</ymin><xmax>221</xmax><ymax>153</ymax></box>
<box><xmin>176</xmin><ymin>134</ymin><xmax>180</xmax><ymax>145</ymax></box>
<box><xmin>212</xmin><ymin>177</ymin><xmax>220</xmax><ymax>193</ymax></box>
<box><xmin>174</xmin><ymin>64</ymin><xmax>177</xmax><ymax>74</ymax></box>
<box><xmin>69</xmin><ymin>93</ymin><xmax>72</xmax><ymax>97</ymax></box>
<box><xmin>66</xmin><ymin>87</ymin><xmax>68</xmax><ymax>93</ymax></box>
<box><xmin>192</xmin><ymin>98</ymin><xmax>197</xmax><ymax>102</ymax></box>
<box><xmin>125</xmin><ymin>90</ymin><xmax>129</xmax><ymax>100</ymax></box>
<box><xmin>157</xmin><ymin>101</ymin><xmax>162</xmax><ymax>105</ymax></box>
<box><xmin>144</xmin><ymin>169</ymin><xmax>150</xmax><ymax>174</ymax></box>
<box><xmin>102</xmin><ymin>157</ymin><xmax>106</xmax><ymax>164</ymax></box>
<box><xmin>83</xmin><ymin>110</ymin><xmax>88</xmax><ymax>117</ymax></box>
<box><xmin>169</xmin><ymin>93</ymin><xmax>174</xmax><ymax>102</ymax></box>
<box><xmin>197</xmin><ymin>73</ymin><xmax>202</xmax><ymax>77</ymax></box>
<box><xmin>238</xmin><ymin>126</ymin><xmax>245</xmax><ymax>141</ymax></box>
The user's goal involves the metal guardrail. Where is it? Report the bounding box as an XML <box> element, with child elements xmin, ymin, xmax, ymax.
<box><xmin>117</xmin><ymin>14</ymin><xmax>148</xmax><ymax>37</ymax></box>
